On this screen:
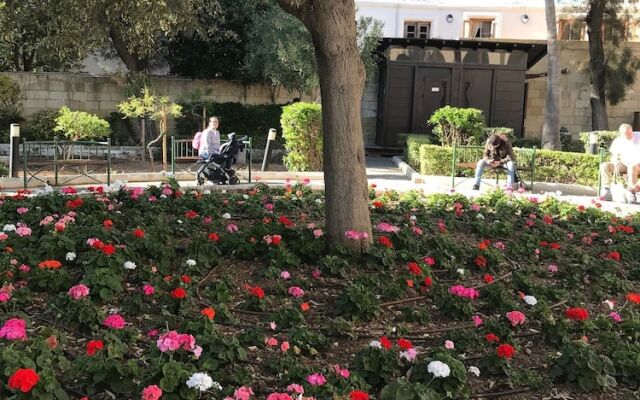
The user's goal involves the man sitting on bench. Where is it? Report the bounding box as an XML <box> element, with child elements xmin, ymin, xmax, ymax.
<box><xmin>600</xmin><ymin>123</ymin><xmax>640</xmax><ymax>201</ymax></box>
<box><xmin>472</xmin><ymin>134</ymin><xmax>516</xmax><ymax>191</ymax></box>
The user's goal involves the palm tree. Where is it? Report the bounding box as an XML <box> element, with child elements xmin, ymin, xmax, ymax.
<box><xmin>542</xmin><ymin>0</ymin><xmax>562</xmax><ymax>149</ymax></box>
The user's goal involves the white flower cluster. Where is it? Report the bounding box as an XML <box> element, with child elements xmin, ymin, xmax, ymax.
<box><xmin>186</xmin><ymin>259</ymin><xmax>197</xmax><ymax>266</ymax></box>
<box><xmin>3</xmin><ymin>224</ymin><xmax>16</xmax><ymax>232</ymax></box>
<box><xmin>123</xmin><ymin>261</ymin><xmax>137</xmax><ymax>270</ymax></box>
<box><xmin>222</xmin><ymin>213</ymin><xmax>232</xmax><ymax>220</ymax></box>
<box><xmin>523</xmin><ymin>295</ymin><xmax>538</xmax><ymax>306</ymax></box>
<box><xmin>468</xmin><ymin>366</ymin><xmax>480</xmax><ymax>377</ymax></box>
<box><xmin>66</xmin><ymin>252</ymin><xmax>77</xmax><ymax>261</ymax></box>
<box><xmin>427</xmin><ymin>361</ymin><xmax>451</xmax><ymax>378</ymax></box>
<box><xmin>186</xmin><ymin>372</ymin><xmax>221</xmax><ymax>392</ymax></box>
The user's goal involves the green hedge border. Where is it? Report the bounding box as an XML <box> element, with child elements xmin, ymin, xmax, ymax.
<box><xmin>406</xmin><ymin>135</ymin><xmax>600</xmax><ymax>186</ymax></box>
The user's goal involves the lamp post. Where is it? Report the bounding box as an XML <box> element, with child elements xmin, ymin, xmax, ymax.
<box><xmin>589</xmin><ymin>131</ymin><xmax>598</xmax><ymax>155</ymax></box>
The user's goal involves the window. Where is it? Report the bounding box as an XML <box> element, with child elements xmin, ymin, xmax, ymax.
<box><xmin>463</xmin><ymin>19</ymin><xmax>495</xmax><ymax>38</ymax></box>
<box><xmin>558</xmin><ymin>19</ymin><xmax>585</xmax><ymax>40</ymax></box>
<box><xmin>404</xmin><ymin>21</ymin><xmax>431</xmax><ymax>39</ymax></box>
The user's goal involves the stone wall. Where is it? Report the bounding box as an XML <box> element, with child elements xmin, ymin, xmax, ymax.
<box><xmin>3</xmin><ymin>72</ymin><xmax>317</xmax><ymax>118</ymax></box>
<box><xmin>525</xmin><ymin>41</ymin><xmax>640</xmax><ymax>139</ymax></box>
<box><xmin>361</xmin><ymin>74</ymin><xmax>379</xmax><ymax>146</ymax></box>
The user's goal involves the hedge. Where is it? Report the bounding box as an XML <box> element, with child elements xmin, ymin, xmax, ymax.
<box><xmin>406</xmin><ymin>135</ymin><xmax>600</xmax><ymax>186</ymax></box>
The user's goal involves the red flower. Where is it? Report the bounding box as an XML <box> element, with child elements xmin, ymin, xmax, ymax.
<box><xmin>406</xmin><ymin>279</ymin><xmax>414</xmax><ymax>288</ymax></box>
<box><xmin>627</xmin><ymin>293</ymin><xmax>640</xmax><ymax>305</ymax></box>
<box><xmin>550</xmin><ymin>243</ymin><xmax>561</xmax><ymax>250</ymax></box>
<box><xmin>565</xmin><ymin>307</ymin><xmax>589</xmax><ymax>321</ymax></box>
<box><xmin>65</xmin><ymin>198</ymin><xmax>84</xmax><ymax>209</ymax></box>
<box><xmin>8</xmin><ymin>368</ymin><xmax>39</xmax><ymax>393</ymax></box>
<box><xmin>247</xmin><ymin>285</ymin><xmax>265</xmax><ymax>299</ymax></box>
<box><xmin>372</xmin><ymin>200</ymin><xmax>384</xmax><ymax>209</ymax></box>
<box><xmin>208</xmin><ymin>232</ymin><xmax>220</xmax><ymax>242</ymax></box>
<box><xmin>38</xmin><ymin>260</ymin><xmax>62</xmax><ymax>270</ymax></box>
<box><xmin>483</xmin><ymin>274</ymin><xmax>494</xmax><ymax>284</ymax></box>
<box><xmin>101</xmin><ymin>244</ymin><xmax>116</xmax><ymax>255</ymax></box>
<box><xmin>496</xmin><ymin>343</ymin><xmax>516</xmax><ymax>359</ymax></box>
<box><xmin>181</xmin><ymin>275</ymin><xmax>192</xmax><ymax>284</ymax></box>
<box><xmin>607</xmin><ymin>251</ymin><xmax>621</xmax><ymax>261</ymax></box>
<box><xmin>133</xmin><ymin>229</ymin><xmax>145</xmax><ymax>238</ymax></box>
<box><xmin>378</xmin><ymin>236</ymin><xmax>393</xmax><ymax>248</ymax></box>
<box><xmin>478</xmin><ymin>239</ymin><xmax>491</xmax><ymax>251</ymax></box>
<box><xmin>423</xmin><ymin>276</ymin><xmax>433</xmax><ymax>287</ymax></box>
<box><xmin>350</xmin><ymin>390</ymin><xmax>369</xmax><ymax>400</ymax></box>
<box><xmin>474</xmin><ymin>255</ymin><xmax>487</xmax><ymax>269</ymax></box>
<box><xmin>485</xmin><ymin>333</ymin><xmax>500</xmax><ymax>343</ymax></box>
<box><xmin>278</xmin><ymin>215</ymin><xmax>294</xmax><ymax>227</ymax></box>
<box><xmin>185</xmin><ymin>210</ymin><xmax>198</xmax><ymax>219</ymax></box>
<box><xmin>201</xmin><ymin>307</ymin><xmax>215</xmax><ymax>321</ymax></box>
<box><xmin>170</xmin><ymin>287</ymin><xmax>187</xmax><ymax>299</ymax></box>
<box><xmin>86</xmin><ymin>340</ymin><xmax>104</xmax><ymax>356</ymax></box>
<box><xmin>397</xmin><ymin>338</ymin><xmax>413</xmax><ymax>350</ymax></box>
<box><xmin>543</xmin><ymin>215</ymin><xmax>553</xmax><ymax>225</ymax></box>
<box><xmin>271</xmin><ymin>235</ymin><xmax>282</xmax><ymax>246</ymax></box>
<box><xmin>300</xmin><ymin>302</ymin><xmax>310</xmax><ymax>312</ymax></box>
<box><xmin>407</xmin><ymin>262</ymin><xmax>422</xmax><ymax>276</ymax></box>
<box><xmin>103</xmin><ymin>219</ymin><xmax>113</xmax><ymax>230</ymax></box>
<box><xmin>380</xmin><ymin>336</ymin><xmax>392</xmax><ymax>350</ymax></box>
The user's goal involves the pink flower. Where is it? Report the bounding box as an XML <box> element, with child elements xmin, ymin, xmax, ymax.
<box><xmin>286</xmin><ymin>384</ymin><xmax>304</xmax><ymax>394</ymax></box>
<box><xmin>280</xmin><ymin>271</ymin><xmax>291</xmax><ymax>280</ymax></box>
<box><xmin>162</xmin><ymin>187</ymin><xmax>173</xmax><ymax>196</ymax></box>
<box><xmin>156</xmin><ymin>331</ymin><xmax>197</xmax><ymax>353</ymax></box>
<box><xmin>376</xmin><ymin>222</ymin><xmax>400</xmax><ymax>233</ymax></box>
<box><xmin>148</xmin><ymin>195</ymin><xmax>157</xmax><ymax>202</ymax></box>
<box><xmin>412</xmin><ymin>226</ymin><xmax>423</xmax><ymax>236</ymax></box>
<box><xmin>68</xmin><ymin>284</ymin><xmax>90</xmax><ymax>300</ymax></box>
<box><xmin>472</xmin><ymin>315</ymin><xmax>483</xmax><ymax>327</ymax></box>
<box><xmin>147</xmin><ymin>329</ymin><xmax>159</xmax><ymax>338</ymax></box>
<box><xmin>269</xmin><ymin>321</ymin><xmax>277</xmax><ymax>330</ymax></box>
<box><xmin>0</xmin><ymin>318</ymin><xmax>27</xmax><ymax>341</ymax></box>
<box><xmin>227</xmin><ymin>224</ymin><xmax>239</xmax><ymax>233</ymax></box>
<box><xmin>142</xmin><ymin>284</ymin><xmax>155</xmax><ymax>296</ymax></box>
<box><xmin>267</xmin><ymin>393</ymin><xmax>293</xmax><ymax>400</ymax></box>
<box><xmin>610</xmin><ymin>312</ymin><xmax>622</xmax><ymax>323</ymax></box>
<box><xmin>423</xmin><ymin>257</ymin><xmax>436</xmax><ymax>266</ymax></box>
<box><xmin>0</xmin><ymin>233</ymin><xmax>8</xmax><ymax>241</ymax></box>
<box><xmin>493</xmin><ymin>241</ymin><xmax>506</xmax><ymax>251</ymax></box>
<box><xmin>399</xmin><ymin>347</ymin><xmax>418</xmax><ymax>362</ymax></box>
<box><xmin>16</xmin><ymin>207</ymin><xmax>28</xmax><ymax>215</ymax></box>
<box><xmin>234</xmin><ymin>386</ymin><xmax>255</xmax><ymax>400</ymax></box>
<box><xmin>141</xmin><ymin>385</ymin><xmax>163</xmax><ymax>400</ymax></box>
<box><xmin>280</xmin><ymin>341</ymin><xmax>290</xmax><ymax>353</ymax></box>
<box><xmin>102</xmin><ymin>314</ymin><xmax>126</xmax><ymax>330</ymax></box>
<box><xmin>313</xmin><ymin>229</ymin><xmax>323</xmax><ymax>238</ymax></box>
<box><xmin>333</xmin><ymin>364</ymin><xmax>351</xmax><ymax>378</ymax></box>
<box><xmin>445</xmin><ymin>340</ymin><xmax>455</xmax><ymax>349</ymax></box>
<box><xmin>506</xmin><ymin>311</ymin><xmax>526</xmax><ymax>327</ymax></box>
<box><xmin>288</xmin><ymin>286</ymin><xmax>305</xmax><ymax>298</ymax></box>
<box><xmin>548</xmin><ymin>264</ymin><xmax>558</xmax><ymax>273</ymax></box>
<box><xmin>265</xmin><ymin>337</ymin><xmax>278</xmax><ymax>347</ymax></box>
<box><xmin>306</xmin><ymin>373</ymin><xmax>326</xmax><ymax>386</ymax></box>
<box><xmin>470</xmin><ymin>203</ymin><xmax>481</xmax><ymax>211</ymax></box>
<box><xmin>449</xmin><ymin>285</ymin><xmax>480</xmax><ymax>299</ymax></box>
<box><xmin>311</xmin><ymin>269</ymin><xmax>321</xmax><ymax>279</ymax></box>
<box><xmin>0</xmin><ymin>292</ymin><xmax>11</xmax><ymax>303</ymax></box>
<box><xmin>345</xmin><ymin>230</ymin><xmax>369</xmax><ymax>240</ymax></box>
<box><xmin>193</xmin><ymin>345</ymin><xmax>202</xmax><ymax>358</ymax></box>
<box><xmin>15</xmin><ymin>224</ymin><xmax>32</xmax><ymax>237</ymax></box>
<box><xmin>203</xmin><ymin>216</ymin><xmax>213</xmax><ymax>225</ymax></box>
<box><xmin>265</xmin><ymin>203</ymin><xmax>274</xmax><ymax>211</ymax></box>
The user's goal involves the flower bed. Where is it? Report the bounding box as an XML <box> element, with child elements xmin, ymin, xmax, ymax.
<box><xmin>0</xmin><ymin>184</ymin><xmax>640</xmax><ymax>399</ymax></box>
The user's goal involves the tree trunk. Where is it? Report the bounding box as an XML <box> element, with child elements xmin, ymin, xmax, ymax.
<box><xmin>541</xmin><ymin>0</ymin><xmax>562</xmax><ymax>150</ymax></box>
<box><xmin>277</xmin><ymin>0</ymin><xmax>373</xmax><ymax>250</ymax></box>
<box><xmin>586</xmin><ymin>0</ymin><xmax>609</xmax><ymax>130</ymax></box>
<box><xmin>109</xmin><ymin>27</ymin><xmax>148</xmax><ymax>73</ymax></box>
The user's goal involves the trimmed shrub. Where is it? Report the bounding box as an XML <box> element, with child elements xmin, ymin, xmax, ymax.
<box><xmin>22</xmin><ymin>110</ymin><xmax>59</xmax><ymax>141</ymax></box>
<box><xmin>579</xmin><ymin>131</ymin><xmax>618</xmax><ymax>152</ymax></box>
<box><xmin>281</xmin><ymin>102</ymin><xmax>322</xmax><ymax>171</ymax></box>
<box><xmin>560</xmin><ymin>133</ymin><xmax>585</xmax><ymax>153</ymax></box>
<box><xmin>405</xmin><ymin>135</ymin><xmax>432</xmax><ymax>170</ymax></box>
<box><xmin>54</xmin><ymin>107</ymin><xmax>111</xmax><ymax>141</ymax></box>
<box><xmin>482</xmin><ymin>127</ymin><xmax>515</xmax><ymax>145</ymax></box>
<box><xmin>428</xmin><ymin>106</ymin><xmax>486</xmax><ymax>146</ymax></box>
<box><xmin>513</xmin><ymin>137</ymin><xmax>540</xmax><ymax>148</ymax></box>
<box><xmin>405</xmin><ymin>135</ymin><xmax>601</xmax><ymax>186</ymax></box>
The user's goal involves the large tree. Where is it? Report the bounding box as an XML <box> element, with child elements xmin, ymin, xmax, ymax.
<box><xmin>542</xmin><ymin>0</ymin><xmax>561</xmax><ymax>150</ymax></box>
<box><xmin>276</xmin><ymin>0</ymin><xmax>372</xmax><ymax>249</ymax></box>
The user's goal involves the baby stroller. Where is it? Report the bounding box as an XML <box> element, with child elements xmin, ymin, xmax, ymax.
<box><xmin>196</xmin><ymin>133</ymin><xmax>247</xmax><ymax>185</ymax></box>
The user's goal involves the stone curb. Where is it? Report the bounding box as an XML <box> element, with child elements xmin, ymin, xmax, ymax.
<box><xmin>391</xmin><ymin>156</ymin><xmax>424</xmax><ymax>184</ymax></box>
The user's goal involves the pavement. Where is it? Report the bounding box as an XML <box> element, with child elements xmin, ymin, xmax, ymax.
<box><xmin>3</xmin><ymin>156</ymin><xmax>640</xmax><ymax>216</ymax></box>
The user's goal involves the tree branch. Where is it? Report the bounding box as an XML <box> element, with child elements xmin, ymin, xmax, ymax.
<box><xmin>276</xmin><ymin>0</ymin><xmax>309</xmax><ymax>22</ymax></box>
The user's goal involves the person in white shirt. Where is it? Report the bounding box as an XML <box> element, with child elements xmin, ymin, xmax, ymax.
<box><xmin>600</xmin><ymin>123</ymin><xmax>640</xmax><ymax>201</ymax></box>
<box><xmin>198</xmin><ymin>116</ymin><xmax>221</xmax><ymax>159</ymax></box>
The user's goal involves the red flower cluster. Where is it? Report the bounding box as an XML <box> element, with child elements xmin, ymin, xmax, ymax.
<box><xmin>278</xmin><ymin>215</ymin><xmax>294</xmax><ymax>227</ymax></box>
<box><xmin>627</xmin><ymin>293</ymin><xmax>640</xmax><ymax>305</ymax></box>
<box><xmin>208</xmin><ymin>232</ymin><xmax>220</xmax><ymax>242</ymax></box>
<box><xmin>613</xmin><ymin>225</ymin><xmax>634</xmax><ymax>234</ymax></box>
<box><xmin>350</xmin><ymin>390</ymin><xmax>370</xmax><ymax>400</ymax></box>
<box><xmin>565</xmin><ymin>307</ymin><xmax>589</xmax><ymax>321</ymax></box>
<box><xmin>380</xmin><ymin>336</ymin><xmax>392</xmax><ymax>350</ymax></box>
<box><xmin>170</xmin><ymin>288</ymin><xmax>187</xmax><ymax>299</ymax></box>
<box><xmin>8</xmin><ymin>368</ymin><xmax>39</xmax><ymax>393</ymax></box>
<box><xmin>181</xmin><ymin>275</ymin><xmax>191</xmax><ymax>284</ymax></box>
<box><xmin>496</xmin><ymin>343</ymin><xmax>516</xmax><ymax>359</ymax></box>
<box><xmin>474</xmin><ymin>255</ymin><xmax>487</xmax><ymax>269</ymax></box>
<box><xmin>607</xmin><ymin>251</ymin><xmax>621</xmax><ymax>262</ymax></box>
<box><xmin>86</xmin><ymin>340</ymin><xmax>104</xmax><ymax>356</ymax></box>
<box><xmin>483</xmin><ymin>274</ymin><xmax>494</xmax><ymax>284</ymax></box>
<box><xmin>407</xmin><ymin>262</ymin><xmax>422</xmax><ymax>276</ymax></box>
<box><xmin>397</xmin><ymin>338</ymin><xmax>413</xmax><ymax>350</ymax></box>
<box><xmin>543</xmin><ymin>215</ymin><xmax>554</xmax><ymax>225</ymax></box>
<box><xmin>478</xmin><ymin>239</ymin><xmax>491</xmax><ymax>251</ymax></box>
<box><xmin>378</xmin><ymin>236</ymin><xmax>393</xmax><ymax>248</ymax></box>
<box><xmin>246</xmin><ymin>285</ymin><xmax>265</xmax><ymax>299</ymax></box>
<box><xmin>201</xmin><ymin>307</ymin><xmax>216</xmax><ymax>320</ymax></box>
<box><xmin>102</xmin><ymin>244</ymin><xmax>116</xmax><ymax>256</ymax></box>
<box><xmin>539</xmin><ymin>241</ymin><xmax>561</xmax><ymax>250</ymax></box>
<box><xmin>103</xmin><ymin>219</ymin><xmax>113</xmax><ymax>230</ymax></box>
<box><xmin>185</xmin><ymin>210</ymin><xmax>198</xmax><ymax>219</ymax></box>
<box><xmin>133</xmin><ymin>228</ymin><xmax>145</xmax><ymax>238</ymax></box>
<box><xmin>372</xmin><ymin>200</ymin><xmax>384</xmax><ymax>209</ymax></box>
<box><xmin>423</xmin><ymin>276</ymin><xmax>433</xmax><ymax>287</ymax></box>
<box><xmin>65</xmin><ymin>198</ymin><xmax>84</xmax><ymax>209</ymax></box>
<box><xmin>485</xmin><ymin>333</ymin><xmax>500</xmax><ymax>343</ymax></box>
<box><xmin>38</xmin><ymin>260</ymin><xmax>62</xmax><ymax>270</ymax></box>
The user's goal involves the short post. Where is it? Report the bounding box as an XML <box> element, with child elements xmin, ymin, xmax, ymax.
<box><xmin>589</xmin><ymin>131</ymin><xmax>598</xmax><ymax>155</ymax></box>
<box><xmin>107</xmin><ymin>138</ymin><xmax>111</xmax><ymax>187</ymax></box>
<box><xmin>170</xmin><ymin>135</ymin><xmax>175</xmax><ymax>175</ymax></box>
<box><xmin>9</xmin><ymin>124</ymin><xmax>20</xmax><ymax>178</ymax></box>
<box><xmin>261</xmin><ymin>128</ymin><xmax>277</xmax><ymax>172</ymax></box>
<box><xmin>22</xmin><ymin>138</ymin><xmax>27</xmax><ymax>189</ymax></box>
<box><xmin>54</xmin><ymin>136</ymin><xmax>59</xmax><ymax>186</ymax></box>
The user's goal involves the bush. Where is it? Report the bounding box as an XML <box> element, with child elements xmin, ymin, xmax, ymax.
<box><xmin>513</xmin><ymin>137</ymin><xmax>540</xmax><ymax>148</ymax></box>
<box><xmin>0</xmin><ymin>76</ymin><xmax>23</xmax><ymax>143</ymax></box>
<box><xmin>482</xmin><ymin>127</ymin><xmax>516</xmax><ymax>145</ymax></box>
<box><xmin>561</xmin><ymin>133</ymin><xmax>585</xmax><ymax>153</ymax></box>
<box><xmin>281</xmin><ymin>102</ymin><xmax>322</xmax><ymax>171</ymax></box>
<box><xmin>579</xmin><ymin>131</ymin><xmax>618</xmax><ymax>152</ymax></box>
<box><xmin>427</xmin><ymin>106</ymin><xmax>486</xmax><ymax>146</ymax></box>
<box><xmin>54</xmin><ymin>107</ymin><xmax>111</xmax><ymax>141</ymax></box>
<box><xmin>105</xmin><ymin>112</ymin><xmax>137</xmax><ymax>145</ymax></box>
<box><xmin>405</xmin><ymin>136</ymin><xmax>601</xmax><ymax>186</ymax></box>
<box><xmin>22</xmin><ymin>110</ymin><xmax>59</xmax><ymax>141</ymax></box>
<box><xmin>404</xmin><ymin>135</ymin><xmax>432</xmax><ymax>170</ymax></box>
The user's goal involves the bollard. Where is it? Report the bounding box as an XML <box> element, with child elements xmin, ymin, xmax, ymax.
<box><xmin>589</xmin><ymin>131</ymin><xmax>598</xmax><ymax>155</ymax></box>
<box><xmin>9</xmin><ymin>124</ymin><xmax>20</xmax><ymax>178</ymax></box>
<box><xmin>261</xmin><ymin>128</ymin><xmax>277</xmax><ymax>172</ymax></box>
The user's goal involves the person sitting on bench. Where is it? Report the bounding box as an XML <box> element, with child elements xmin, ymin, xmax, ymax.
<box><xmin>600</xmin><ymin>123</ymin><xmax>640</xmax><ymax>201</ymax></box>
<box><xmin>472</xmin><ymin>134</ymin><xmax>516</xmax><ymax>191</ymax></box>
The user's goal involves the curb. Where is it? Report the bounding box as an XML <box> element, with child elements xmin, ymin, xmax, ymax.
<box><xmin>391</xmin><ymin>156</ymin><xmax>424</xmax><ymax>184</ymax></box>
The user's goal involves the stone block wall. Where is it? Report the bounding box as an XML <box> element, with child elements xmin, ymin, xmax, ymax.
<box><xmin>361</xmin><ymin>74</ymin><xmax>379</xmax><ymax>146</ymax></box>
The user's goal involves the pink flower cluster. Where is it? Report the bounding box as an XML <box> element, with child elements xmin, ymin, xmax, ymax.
<box><xmin>506</xmin><ymin>311</ymin><xmax>526</xmax><ymax>326</ymax></box>
<box><xmin>16</xmin><ymin>207</ymin><xmax>29</xmax><ymax>215</ymax></box>
<box><xmin>288</xmin><ymin>286</ymin><xmax>305</xmax><ymax>298</ymax></box>
<box><xmin>102</xmin><ymin>314</ymin><xmax>126</xmax><ymax>330</ymax></box>
<box><xmin>333</xmin><ymin>364</ymin><xmax>350</xmax><ymax>378</ymax></box>
<box><xmin>449</xmin><ymin>285</ymin><xmax>480</xmax><ymax>299</ymax></box>
<box><xmin>225</xmin><ymin>386</ymin><xmax>254</xmax><ymax>400</ymax></box>
<box><xmin>156</xmin><ymin>331</ymin><xmax>202</xmax><ymax>358</ymax></box>
<box><xmin>15</xmin><ymin>223</ymin><xmax>32</xmax><ymax>237</ymax></box>
<box><xmin>345</xmin><ymin>230</ymin><xmax>369</xmax><ymax>240</ymax></box>
<box><xmin>376</xmin><ymin>222</ymin><xmax>400</xmax><ymax>233</ymax></box>
<box><xmin>142</xmin><ymin>284</ymin><xmax>155</xmax><ymax>296</ymax></box>
<box><xmin>0</xmin><ymin>318</ymin><xmax>27</xmax><ymax>341</ymax></box>
<box><xmin>306</xmin><ymin>373</ymin><xmax>326</xmax><ymax>386</ymax></box>
<box><xmin>40</xmin><ymin>212</ymin><xmax>76</xmax><ymax>231</ymax></box>
<box><xmin>68</xmin><ymin>284</ymin><xmax>90</xmax><ymax>300</ymax></box>
<box><xmin>141</xmin><ymin>385</ymin><xmax>163</xmax><ymax>400</ymax></box>
<box><xmin>266</xmin><ymin>394</ymin><xmax>292</xmax><ymax>400</ymax></box>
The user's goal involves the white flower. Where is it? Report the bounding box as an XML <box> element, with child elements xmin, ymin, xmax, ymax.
<box><xmin>123</xmin><ymin>261</ymin><xmax>137</xmax><ymax>270</ymax></box>
<box><xmin>427</xmin><ymin>361</ymin><xmax>451</xmax><ymax>378</ymax></box>
<box><xmin>66</xmin><ymin>252</ymin><xmax>76</xmax><ymax>261</ymax></box>
<box><xmin>186</xmin><ymin>259</ymin><xmax>197</xmax><ymax>266</ymax></box>
<box><xmin>603</xmin><ymin>300</ymin><xmax>615</xmax><ymax>310</ymax></box>
<box><xmin>221</xmin><ymin>190</ymin><xmax>227</xmax><ymax>194</ymax></box>
<box><xmin>186</xmin><ymin>372</ymin><xmax>218</xmax><ymax>392</ymax></box>
<box><xmin>222</xmin><ymin>213</ymin><xmax>231</xmax><ymax>219</ymax></box>
<box><xmin>3</xmin><ymin>224</ymin><xmax>16</xmax><ymax>232</ymax></box>
<box><xmin>369</xmin><ymin>340</ymin><xmax>381</xmax><ymax>349</ymax></box>
<box><xmin>468</xmin><ymin>366</ymin><xmax>480</xmax><ymax>377</ymax></box>
<box><xmin>160</xmin><ymin>194</ymin><xmax>167</xmax><ymax>199</ymax></box>
<box><xmin>456</xmin><ymin>268</ymin><xmax>465</xmax><ymax>276</ymax></box>
<box><xmin>476</xmin><ymin>213</ymin><xmax>485</xmax><ymax>220</ymax></box>
<box><xmin>243</xmin><ymin>194</ymin><xmax>249</xmax><ymax>200</ymax></box>
<box><xmin>315</xmin><ymin>198</ymin><xmax>323</xmax><ymax>204</ymax></box>
<box><xmin>409</xmin><ymin>215</ymin><xmax>417</xmax><ymax>222</ymax></box>
<box><xmin>523</xmin><ymin>295</ymin><xmax>538</xmax><ymax>306</ymax></box>
<box><xmin>177</xmin><ymin>220</ymin><xmax>183</xmax><ymax>224</ymax></box>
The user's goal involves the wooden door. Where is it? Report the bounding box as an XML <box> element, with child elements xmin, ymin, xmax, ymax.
<box><xmin>412</xmin><ymin>67</ymin><xmax>451</xmax><ymax>134</ymax></box>
<box><xmin>381</xmin><ymin>64</ymin><xmax>415</xmax><ymax>146</ymax></box>
<box><xmin>460</xmin><ymin>69</ymin><xmax>494</xmax><ymax>125</ymax></box>
<box><xmin>491</xmin><ymin>70</ymin><xmax>526</xmax><ymax>136</ymax></box>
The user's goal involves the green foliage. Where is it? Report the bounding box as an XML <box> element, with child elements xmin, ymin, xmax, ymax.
<box><xmin>579</xmin><ymin>131</ymin><xmax>618</xmax><ymax>152</ymax></box>
<box><xmin>354</xmin><ymin>347</ymin><xmax>402</xmax><ymax>389</ymax></box>
<box><xmin>336</xmin><ymin>283</ymin><xmax>379</xmax><ymax>321</ymax></box>
<box><xmin>281</xmin><ymin>102</ymin><xmax>322</xmax><ymax>171</ymax></box>
<box><xmin>551</xmin><ymin>341</ymin><xmax>616</xmax><ymax>391</ymax></box>
<box><xmin>380</xmin><ymin>378</ymin><xmax>440</xmax><ymax>400</ymax></box>
<box><xmin>560</xmin><ymin>133</ymin><xmax>585</xmax><ymax>153</ymax></box>
<box><xmin>604</xmin><ymin>45</ymin><xmax>640</xmax><ymax>105</ymax></box>
<box><xmin>482</xmin><ymin>127</ymin><xmax>516</xmax><ymax>145</ymax></box>
<box><xmin>105</xmin><ymin>111</ymin><xmax>137</xmax><ymax>145</ymax></box>
<box><xmin>357</xmin><ymin>16</ymin><xmax>384</xmax><ymax>82</ymax></box>
<box><xmin>0</xmin><ymin>75</ymin><xmax>23</xmax><ymax>142</ymax></box>
<box><xmin>54</xmin><ymin>106</ymin><xmax>111</xmax><ymax>141</ymax></box>
<box><xmin>23</xmin><ymin>110</ymin><xmax>59</xmax><ymax>141</ymax></box>
<box><xmin>427</xmin><ymin>106</ymin><xmax>486</xmax><ymax>146</ymax></box>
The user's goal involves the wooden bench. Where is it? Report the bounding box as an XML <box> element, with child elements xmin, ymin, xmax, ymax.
<box><xmin>451</xmin><ymin>144</ymin><xmax>536</xmax><ymax>189</ymax></box>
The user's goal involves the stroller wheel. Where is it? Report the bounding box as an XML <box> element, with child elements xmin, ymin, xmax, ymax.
<box><xmin>229</xmin><ymin>176</ymin><xmax>240</xmax><ymax>185</ymax></box>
